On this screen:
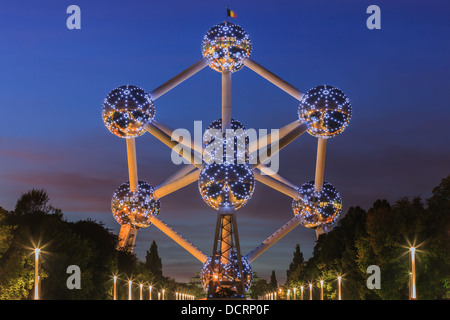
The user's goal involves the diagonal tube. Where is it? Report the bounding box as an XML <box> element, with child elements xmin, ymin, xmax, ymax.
<box><xmin>153</xmin><ymin>168</ymin><xmax>200</xmax><ymax>199</ymax></box>
<box><xmin>243</xmin><ymin>58</ymin><xmax>303</xmax><ymax>101</ymax></box>
<box><xmin>253</xmin><ymin>168</ymin><xmax>299</xmax><ymax>200</ymax></box>
<box><xmin>149</xmin><ymin>215</ymin><xmax>208</xmax><ymax>264</ymax></box>
<box><xmin>245</xmin><ymin>215</ymin><xmax>301</xmax><ymax>263</ymax></box>
<box><xmin>150</xmin><ymin>58</ymin><xmax>209</xmax><ymax>100</ymax></box>
<box><xmin>144</xmin><ymin>122</ymin><xmax>203</xmax><ymax>168</ymax></box>
<box><xmin>252</xmin><ymin>121</ymin><xmax>310</xmax><ymax>168</ymax></box>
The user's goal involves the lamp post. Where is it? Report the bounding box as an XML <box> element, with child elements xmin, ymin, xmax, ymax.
<box><xmin>337</xmin><ymin>276</ymin><xmax>342</xmax><ymax>300</ymax></box>
<box><xmin>34</xmin><ymin>248</ymin><xmax>40</xmax><ymax>300</ymax></box>
<box><xmin>149</xmin><ymin>285</ymin><xmax>153</xmax><ymax>300</ymax></box>
<box><xmin>320</xmin><ymin>280</ymin><xmax>324</xmax><ymax>300</ymax></box>
<box><xmin>293</xmin><ymin>287</ymin><xmax>297</xmax><ymax>300</ymax></box>
<box><xmin>140</xmin><ymin>283</ymin><xmax>143</xmax><ymax>300</ymax></box>
<box><xmin>162</xmin><ymin>289</ymin><xmax>165</xmax><ymax>300</ymax></box>
<box><xmin>410</xmin><ymin>247</ymin><xmax>417</xmax><ymax>300</ymax></box>
<box><xmin>128</xmin><ymin>280</ymin><xmax>132</xmax><ymax>300</ymax></box>
<box><xmin>300</xmin><ymin>286</ymin><xmax>304</xmax><ymax>300</ymax></box>
<box><xmin>309</xmin><ymin>283</ymin><xmax>312</xmax><ymax>300</ymax></box>
<box><xmin>113</xmin><ymin>276</ymin><xmax>117</xmax><ymax>300</ymax></box>
<box><xmin>287</xmin><ymin>289</ymin><xmax>290</xmax><ymax>300</ymax></box>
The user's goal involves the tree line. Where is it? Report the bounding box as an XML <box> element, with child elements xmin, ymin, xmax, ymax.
<box><xmin>0</xmin><ymin>189</ymin><xmax>203</xmax><ymax>299</ymax></box>
<box><xmin>281</xmin><ymin>175</ymin><xmax>449</xmax><ymax>300</ymax></box>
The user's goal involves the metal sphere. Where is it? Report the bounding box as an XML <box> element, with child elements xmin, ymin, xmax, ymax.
<box><xmin>200</xmin><ymin>253</ymin><xmax>253</xmax><ymax>294</ymax></box>
<box><xmin>198</xmin><ymin>163</ymin><xmax>255</xmax><ymax>211</ymax></box>
<box><xmin>111</xmin><ymin>181</ymin><xmax>160</xmax><ymax>229</ymax></box>
<box><xmin>298</xmin><ymin>85</ymin><xmax>351</xmax><ymax>139</ymax></box>
<box><xmin>203</xmin><ymin>118</ymin><xmax>249</xmax><ymax>165</ymax></box>
<box><xmin>202</xmin><ymin>22</ymin><xmax>252</xmax><ymax>73</ymax></box>
<box><xmin>102</xmin><ymin>85</ymin><xmax>155</xmax><ymax>138</ymax></box>
<box><xmin>292</xmin><ymin>180</ymin><xmax>342</xmax><ymax>229</ymax></box>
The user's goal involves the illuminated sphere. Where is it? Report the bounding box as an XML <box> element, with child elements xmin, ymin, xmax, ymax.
<box><xmin>200</xmin><ymin>253</ymin><xmax>253</xmax><ymax>294</ymax></box>
<box><xmin>292</xmin><ymin>180</ymin><xmax>342</xmax><ymax>229</ymax></box>
<box><xmin>201</xmin><ymin>22</ymin><xmax>252</xmax><ymax>73</ymax></box>
<box><xmin>111</xmin><ymin>181</ymin><xmax>160</xmax><ymax>229</ymax></box>
<box><xmin>198</xmin><ymin>163</ymin><xmax>255</xmax><ymax>211</ymax></box>
<box><xmin>102</xmin><ymin>85</ymin><xmax>155</xmax><ymax>138</ymax></box>
<box><xmin>298</xmin><ymin>85</ymin><xmax>351</xmax><ymax>139</ymax></box>
<box><xmin>203</xmin><ymin>118</ymin><xmax>249</xmax><ymax>165</ymax></box>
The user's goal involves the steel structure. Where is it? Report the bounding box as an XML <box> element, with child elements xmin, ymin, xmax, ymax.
<box><xmin>101</xmin><ymin>20</ymin><xmax>352</xmax><ymax>299</ymax></box>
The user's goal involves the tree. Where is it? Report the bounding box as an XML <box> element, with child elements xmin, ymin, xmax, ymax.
<box><xmin>0</xmin><ymin>190</ymin><xmax>119</xmax><ymax>299</ymax></box>
<box><xmin>269</xmin><ymin>270</ymin><xmax>277</xmax><ymax>289</ymax></box>
<box><xmin>286</xmin><ymin>244</ymin><xmax>304</xmax><ymax>285</ymax></box>
<box><xmin>248</xmin><ymin>279</ymin><xmax>270</xmax><ymax>299</ymax></box>
<box><xmin>14</xmin><ymin>189</ymin><xmax>56</xmax><ymax>216</ymax></box>
<box><xmin>145</xmin><ymin>240</ymin><xmax>163</xmax><ymax>279</ymax></box>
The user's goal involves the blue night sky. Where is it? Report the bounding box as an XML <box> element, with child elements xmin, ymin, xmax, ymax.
<box><xmin>0</xmin><ymin>0</ymin><xmax>449</xmax><ymax>283</ymax></box>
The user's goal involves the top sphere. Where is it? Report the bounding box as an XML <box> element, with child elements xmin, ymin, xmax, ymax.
<box><xmin>298</xmin><ymin>85</ymin><xmax>351</xmax><ymax>139</ymax></box>
<box><xmin>201</xmin><ymin>22</ymin><xmax>252</xmax><ymax>73</ymax></box>
<box><xmin>102</xmin><ymin>85</ymin><xmax>155</xmax><ymax>138</ymax></box>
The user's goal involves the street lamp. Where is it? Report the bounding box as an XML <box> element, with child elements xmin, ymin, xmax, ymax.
<box><xmin>337</xmin><ymin>276</ymin><xmax>342</xmax><ymax>300</ymax></box>
<box><xmin>128</xmin><ymin>280</ymin><xmax>132</xmax><ymax>300</ymax></box>
<box><xmin>140</xmin><ymin>283</ymin><xmax>143</xmax><ymax>300</ymax></box>
<box><xmin>410</xmin><ymin>247</ymin><xmax>417</xmax><ymax>300</ymax></box>
<box><xmin>320</xmin><ymin>280</ymin><xmax>324</xmax><ymax>300</ymax></box>
<box><xmin>300</xmin><ymin>285</ymin><xmax>304</xmax><ymax>300</ymax></box>
<box><xmin>309</xmin><ymin>283</ymin><xmax>312</xmax><ymax>300</ymax></box>
<box><xmin>287</xmin><ymin>289</ymin><xmax>290</xmax><ymax>300</ymax></box>
<box><xmin>149</xmin><ymin>285</ymin><xmax>153</xmax><ymax>300</ymax></box>
<box><xmin>34</xmin><ymin>248</ymin><xmax>40</xmax><ymax>300</ymax></box>
<box><xmin>113</xmin><ymin>276</ymin><xmax>117</xmax><ymax>300</ymax></box>
<box><xmin>162</xmin><ymin>289</ymin><xmax>165</xmax><ymax>300</ymax></box>
<box><xmin>293</xmin><ymin>287</ymin><xmax>297</xmax><ymax>300</ymax></box>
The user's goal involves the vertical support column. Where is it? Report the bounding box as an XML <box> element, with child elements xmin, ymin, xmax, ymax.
<box><xmin>126</xmin><ymin>138</ymin><xmax>138</xmax><ymax>192</ymax></box>
<box><xmin>314</xmin><ymin>138</ymin><xmax>327</xmax><ymax>192</ymax></box>
<box><xmin>118</xmin><ymin>224</ymin><xmax>138</xmax><ymax>250</ymax></box>
<box><xmin>218</xmin><ymin>205</ymin><xmax>235</xmax><ymax>265</ymax></box>
<box><xmin>117</xmin><ymin>138</ymin><xmax>140</xmax><ymax>252</ymax></box>
<box><xmin>220</xmin><ymin>215</ymin><xmax>232</xmax><ymax>265</ymax></box>
<box><xmin>222</xmin><ymin>71</ymin><xmax>232</xmax><ymax>133</ymax></box>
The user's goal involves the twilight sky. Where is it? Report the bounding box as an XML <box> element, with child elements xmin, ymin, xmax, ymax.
<box><xmin>0</xmin><ymin>0</ymin><xmax>449</xmax><ymax>283</ymax></box>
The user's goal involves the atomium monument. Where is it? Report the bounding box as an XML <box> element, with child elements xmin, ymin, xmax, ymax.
<box><xmin>101</xmin><ymin>20</ymin><xmax>352</xmax><ymax>299</ymax></box>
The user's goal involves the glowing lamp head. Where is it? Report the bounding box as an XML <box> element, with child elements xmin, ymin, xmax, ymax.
<box><xmin>198</xmin><ymin>163</ymin><xmax>255</xmax><ymax>211</ymax></box>
<box><xmin>102</xmin><ymin>85</ymin><xmax>155</xmax><ymax>138</ymax></box>
<box><xmin>111</xmin><ymin>181</ymin><xmax>160</xmax><ymax>229</ymax></box>
<box><xmin>298</xmin><ymin>85</ymin><xmax>351</xmax><ymax>139</ymax></box>
<box><xmin>202</xmin><ymin>22</ymin><xmax>252</xmax><ymax>73</ymax></box>
<box><xmin>292</xmin><ymin>180</ymin><xmax>342</xmax><ymax>229</ymax></box>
